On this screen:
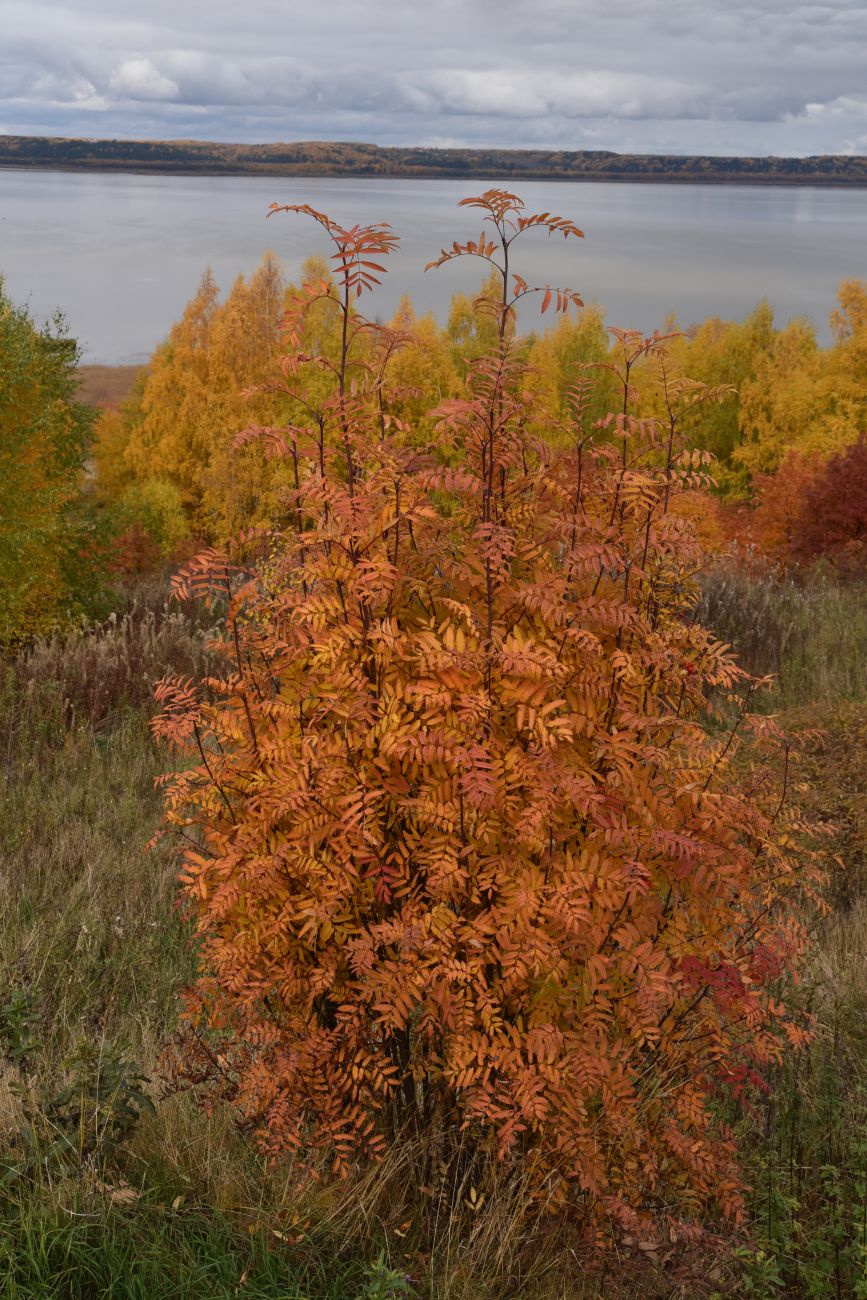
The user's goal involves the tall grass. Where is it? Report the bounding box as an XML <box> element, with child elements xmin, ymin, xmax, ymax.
<box><xmin>695</xmin><ymin>562</ymin><xmax>867</xmax><ymax>1289</ymax></box>
<box><xmin>733</xmin><ymin>896</ymin><xmax>867</xmax><ymax>1296</ymax></box>
<box><xmin>0</xmin><ymin>696</ymin><xmax>185</xmax><ymax>1065</ymax></box>
<box><xmin>0</xmin><ymin>1193</ymin><xmax>411</xmax><ymax>1299</ymax></box>
<box><xmin>10</xmin><ymin>583</ymin><xmax>218</xmax><ymax>731</ymax></box>
<box><xmin>0</xmin><ymin>591</ymin><xmax>216</xmax><ymax>1066</ymax></box>
<box><xmin>696</xmin><ymin>563</ymin><xmax>867</xmax><ymax>709</ymax></box>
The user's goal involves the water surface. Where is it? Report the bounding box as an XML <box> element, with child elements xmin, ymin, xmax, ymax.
<box><xmin>1</xmin><ymin>169</ymin><xmax>864</xmax><ymax>363</ymax></box>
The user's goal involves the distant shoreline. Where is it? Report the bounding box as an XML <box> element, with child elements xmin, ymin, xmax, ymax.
<box><xmin>3</xmin><ymin>135</ymin><xmax>867</xmax><ymax>187</ymax></box>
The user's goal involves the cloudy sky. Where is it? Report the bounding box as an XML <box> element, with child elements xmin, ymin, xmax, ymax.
<box><xmin>1</xmin><ymin>0</ymin><xmax>866</xmax><ymax>155</ymax></box>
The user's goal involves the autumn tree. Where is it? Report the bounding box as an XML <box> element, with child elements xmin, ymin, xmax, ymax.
<box><xmin>123</xmin><ymin>267</ymin><xmax>219</xmax><ymax>510</ymax></box>
<box><xmin>154</xmin><ymin>194</ymin><xmax>817</xmax><ymax>1244</ymax></box>
<box><xmin>830</xmin><ymin>278</ymin><xmax>867</xmax><ymax>345</ymax></box>
<box><xmin>708</xmin><ymin>280</ymin><xmax>867</xmax><ymax>565</ymax></box>
<box><xmin>384</xmin><ymin>296</ymin><xmax>462</xmax><ymax>442</ymax></box>
<box><xmin>523</xmin><ymin>305</ymin><xmax>616</xmax><ymax>434</ymax></box>
<box><xmin>659</xmin><ymin>303</ymin><xmax>773</xmax><ymax>473</ymax></box>
<box><xmin>622</xmin><ymin>283</ymin><xmax>867</xmax><ymax>508</ymax></box>
<box><xmin>446</xmin><ymin>269</ymin><xmax>507</xmax><ymax>368</ymax></box>
<box><xmin>718</xmin><ymin>452</ymin><xmax>820</xmax><ymax>567</ymax></box>
<box><xmin>791</xmin><ymin>431</ymin><xmax>867</xmax><ymax>570</ymax></box>
<box><xmin>735</xmin><ymin>285</ymin><xmax>867</xmax><ymax>486</ymax></box>
<box><xmin>110</xmin><ymin>256</ymin><xmax>295</xmax><ymax>544</ymax></box>
<box><xmin>0</xmin><ymin>280</ymin><xmax>95</xmax><ymax>642</ymax></box>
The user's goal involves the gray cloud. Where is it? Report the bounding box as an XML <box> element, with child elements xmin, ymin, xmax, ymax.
<box><xmin>0</xmin><ymin>0</ymin><xmax>865</xmax><ymax>152</ymax></box>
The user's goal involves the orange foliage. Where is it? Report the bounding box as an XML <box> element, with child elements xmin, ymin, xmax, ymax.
<box><xmin>670</xmin><ymin>489</ymin><xmax>727</xmax><ymax>554</ymax></box>
<box><xmin>754</xmin><ymin>453</ymin><xmax>823</xmax><ymax>565</ymax></box>
<box><xmin>722</xmin><ymin>433</ymin><xmax>867</xmax><ymax>572</ymax></box>
<box><xmin>108</xmin><ymin>520</ymin><xmax>162</xmax><ymax>580</ymax></box>
<box><xmin>722</xmin><ymin>452</ymin><xmax>823</xmax><ymax>567</ymax></box>
<box><xmin>153</xmin><ymin>193</ymin><xmax>819</xmax><ymax>1243</ymax></box>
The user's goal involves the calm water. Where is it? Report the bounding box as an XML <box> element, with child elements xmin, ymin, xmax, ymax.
<box><xmin>1</xmin><ymin>169</ymin><xmax>865</xmax><ymax>363</ymax></box>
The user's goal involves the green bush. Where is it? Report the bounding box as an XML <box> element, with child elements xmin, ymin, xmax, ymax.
<box><xmin>0</xmin><ymin>281</ymin><xmax>97</xmax><ymax>643</ymax></box>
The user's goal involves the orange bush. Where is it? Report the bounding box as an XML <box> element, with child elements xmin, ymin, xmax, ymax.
<box><xmin>154</xmin><ymin>193</ymin><xmax>818</xmax><ymax>1243</ymax></box>
<box><xmin>721</xmin><ymin>433</ymin><xmax>867</xmax><ymax>573</ymax></box>
<box><xmin>108</xmin><ymin>520</ymin><xmax>162</xmax><ymax>580</ymax></box>
<box><xmin>722</xmin><ymin>451</ymin><xmax>823</xmax><ymax>567</ymax></box>
<box><xmin>793</xmin><ymin>431</ymin><xmax>867</xmax><ymax>571</ymax></box>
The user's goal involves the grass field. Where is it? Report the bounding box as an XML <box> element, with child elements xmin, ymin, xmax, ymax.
<box><xmin>76</xmin><ymin>365</ymin><xmax>141</xmax><ymax>410</ymax></box>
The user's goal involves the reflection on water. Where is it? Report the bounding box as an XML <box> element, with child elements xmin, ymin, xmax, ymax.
<box><xmin>0</xmin><ymin>169</ymin><xmax>864</xmax><ymax>363</ymax></box>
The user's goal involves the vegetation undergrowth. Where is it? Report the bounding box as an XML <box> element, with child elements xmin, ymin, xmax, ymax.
<box><xmin>6</xmin><ymin>581</ymin><xmax>865</xmax><ymax>1294</ymax></box>
<box><xmin>735</xmin><ymin>897</ymin><xmax>867</xmax><ymax>1297</ymax></box>
<box><xmin>717</xmin><ymin>701</ymin><xmax>867</xmax><ymax>1298</ymax></box>
<box><xmin>0</xmin><ymin>1192</ymin><xmax>410</xmax><ymax>1300</ymax></box>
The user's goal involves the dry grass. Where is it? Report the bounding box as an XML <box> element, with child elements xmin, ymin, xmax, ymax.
<box><xmin>131</xmin><ymin>1095</ymin><xmax>718</xmax><ymax>1298</ymax></box>
<box><xmin>76</xmin><ymin>364</ymin><xmax>142</xmax><ymax>409</ymax></box>
<box><xmin>10</xmin><ymin>586</ymin><xmax>218</xmax><ymax>731</ymax></box>
<box><xmin>695</xmin><ymin>562</ymin><xmax>867</xmax><ymax>708</ymax></box>
<box><xmin>729</xmin><ymin>892</ymin><xmax>867</xmax><ymax>1296</ymax></box>
<box><xmin>0</xmin><ymin>698</ymin><xmax>187</xmax><ymax>1067</ymax></box>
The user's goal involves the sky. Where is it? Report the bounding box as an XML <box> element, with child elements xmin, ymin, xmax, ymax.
<box><xmin>1</xmin><ymin>0</ymin><xmax>866</xmax><ymax>156</ymax></box>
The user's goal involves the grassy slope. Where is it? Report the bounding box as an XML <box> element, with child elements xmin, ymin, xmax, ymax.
<box><xmin>0</xmin><ymin>608</ymin><xmax>401</xmax><ymax>1299</ymax></box>
<box><xmin>1</xmin><ymin>571</ymin><xmax>866</xmax><ymax>1297</ymax></box>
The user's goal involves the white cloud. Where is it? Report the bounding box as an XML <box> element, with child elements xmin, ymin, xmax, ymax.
<box><xmin>108</xmin><ymin>57</ymin><xmax>178</xmax><ymax>102</ymax></box>
<box><xmin>793</xmin><ymin>95</ymin><xmax>867</xmax><ymax>123</ymax></box>
<box><xmin>398</xmin><ymin>70</ymin><xmax>703</xmax><ymax>121</ymax></box>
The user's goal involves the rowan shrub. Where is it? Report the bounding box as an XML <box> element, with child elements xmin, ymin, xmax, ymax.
<box><xmin>154</xmin><ymin>193</ymin><xmax>820</xmax><ymax>1246</ymax></box>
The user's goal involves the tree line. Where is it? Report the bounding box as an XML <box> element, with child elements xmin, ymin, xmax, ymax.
<box><xmin>2</xmin><ymin>134</ymin><xmax>866</xmax><ymax>184</ymax></box>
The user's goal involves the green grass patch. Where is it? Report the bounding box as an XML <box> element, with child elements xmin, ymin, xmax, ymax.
<box><xmin>0</xmin><ymin>1196</ymin><xmax>395</xmax><ymax>1300</ymax></box>
<box><xmin>0</xmin><ymin>682</ymin><xmax>190</xmax><ymax>1065</ymax></box>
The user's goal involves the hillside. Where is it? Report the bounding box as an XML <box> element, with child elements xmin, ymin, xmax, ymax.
<box><xmin>2</xmin><ymin>134</ymin><xmax>867</xmax><ymax>184</ymax></box>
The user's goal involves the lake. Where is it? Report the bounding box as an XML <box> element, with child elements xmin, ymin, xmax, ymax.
<box><xmin>0</xmin><ymin>168</ymin><xmax>865</xmax><ymax>364</ymax></box>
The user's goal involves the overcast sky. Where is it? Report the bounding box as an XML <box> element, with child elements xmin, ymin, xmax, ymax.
<box><xmin>1</xmin><ymin>0</ymin><xmax>866</xmax><ymax>155</ymax></box>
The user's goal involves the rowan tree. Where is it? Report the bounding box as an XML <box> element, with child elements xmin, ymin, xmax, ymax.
<box><xmin>154</xmin><ymin>193</ymin><xmax>819</xmax><ymax>1244</ymax></box>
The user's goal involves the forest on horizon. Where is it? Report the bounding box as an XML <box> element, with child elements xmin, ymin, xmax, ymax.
<box><xmin>2</xmin><ymin>133</ymin><xmax>867</xmax><ymax>184</ymax></box>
